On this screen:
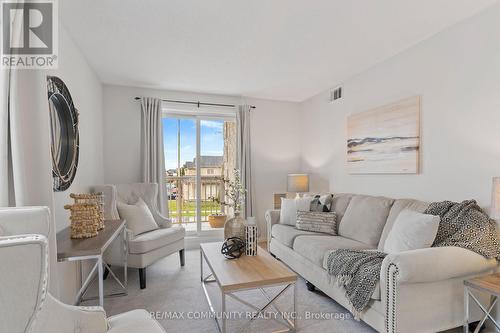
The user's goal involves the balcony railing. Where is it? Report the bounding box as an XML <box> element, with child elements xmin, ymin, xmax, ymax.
<box><xmin>165</xmin><ymin>175</ymin><xmax>225</xmax><ymax>226</ymax></box>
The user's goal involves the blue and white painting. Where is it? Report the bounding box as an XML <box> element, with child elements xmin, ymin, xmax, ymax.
<box><xmin>347</xmin><ymin>96</ymin><xmax>420</xmax><ymax>174</ymax></box>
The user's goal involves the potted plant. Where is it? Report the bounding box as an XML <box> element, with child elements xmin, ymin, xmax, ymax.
<box><xmin>208</xmin><ymin>212</ymin><xmax>226</xmax><ymax>228</ymax></box>
<box><xmin>217</xmin><ymin>169</ymin><xmax>246</xmax><ymax>240</ymax></box>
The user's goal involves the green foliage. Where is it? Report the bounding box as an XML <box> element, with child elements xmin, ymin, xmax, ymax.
<box><xmin>168</xmin><ymin>199</ymin><xmax>220</xmax><ymax>218</ymax></box>
<box><xmin>211</xmin><ymin>169</ymin><xmax>246</xmax><ymax>212</ymax></box>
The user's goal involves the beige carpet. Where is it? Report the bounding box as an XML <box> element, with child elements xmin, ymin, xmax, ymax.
<box><xmin>88</xmin><ymin>249</ymin><xmax>482</xmax><ymax>332</ymax></box>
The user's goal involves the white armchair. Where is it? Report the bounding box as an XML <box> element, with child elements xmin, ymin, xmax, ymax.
<box><xmin>94</xmin><ymin>183</ymin><xmax>185</xmax><ymax>289</ymax></box>
<box><xmin>0</xmin><ymin>207</ymin><xmax>166</xmax><ymax>333</ymax></box>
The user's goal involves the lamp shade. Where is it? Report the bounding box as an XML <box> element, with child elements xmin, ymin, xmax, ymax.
<box><xmin>287</xmin><ymin>174</ymin><xmax>309</xmax><ymax>193</ymax></box>
<box><xmin>491</xmin><ymin>177</ymin><xmax>500</xmax><ymax>220</ymax></box>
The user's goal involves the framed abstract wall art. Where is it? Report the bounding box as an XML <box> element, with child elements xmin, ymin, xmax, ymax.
<box><xmin>347</xmin><ymin>96</ymin><xmax>420</xmax><ymax>174</ymax></box>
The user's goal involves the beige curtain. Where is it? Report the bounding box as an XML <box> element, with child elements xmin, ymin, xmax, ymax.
<box><xmin>236</xmin><ymin>105</ymin><xmax>253</xmax><ymax>217</ymax></box>
<box><xmin>0</xmin><ymin>67</ymin><xmax>58</xmax><ymax>295</ymax></box>
<box><xmin>140</xmin><ymin>97</ymin><xmax>168</xmax><ymax>216</ymax></box>
<box><xmin>0</xmin><ymin>5</ymin><xmax>57</xmax><ymax>292</ymax></box>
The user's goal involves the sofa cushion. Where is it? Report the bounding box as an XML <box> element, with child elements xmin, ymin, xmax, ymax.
<box><xmin>330</xmin><ymin>193</ymin><xmax>354</xmax><ymax>222</ymax></box>
<box><xmin>322</xmin><ymin>249</ymin><xmax>381</xmax><ymax>300</ymax></box>
<box><xmin>129</xmin><ymin>227</ymin><xmax>185</xmax><ymax>254</ymax></box>
<box><xmin>293</xmin><ymin>235</ymin><xmax>373</xmax><ymax>267</ymax></box>
<box><xmin>271</xmin><ymin>224</ymin><xmax>322</xmax><ymax>248</ymax></box>
<box><xmin>378</xmin><ymin>198</ymin><xmax>429</xmax><ymax>250</ymax></box>
<box><xmin>338</xmin><ymin>195</ymin><xmax>394</xmax><ymax>246</ymax></box>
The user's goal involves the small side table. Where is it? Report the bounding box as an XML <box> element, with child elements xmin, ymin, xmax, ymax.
<box><xmin>464</xmin><ymin>273</ymin><xmax>500</xmax><ymax>333</ymax></box>
<box><xmin>273</xmin><ymin>193</ymin><xmax>286</xmax><ymax>209</ymax></box>
<box><xmin>57</xmin><ymin>219</ymin><xmax>128</xmax><ymax>307</ymax></box>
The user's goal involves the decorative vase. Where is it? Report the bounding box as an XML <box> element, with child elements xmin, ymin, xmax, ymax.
<box><xmin>224</xmin><ymin>212</ymin><xmax>246</xmax><ymax>241</ymax></box>
<box><xmin>208</xmin><ymin>214</ymin><xmax>227</xmax><ymax>228</ymax></box>
<box><xmin>245</xmin><ymin>217</ymin><xmax>258</xmax><ymax>256</ymax></box>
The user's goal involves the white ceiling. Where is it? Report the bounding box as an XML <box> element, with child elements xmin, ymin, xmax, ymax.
<box><xmin>60</xmin><ymin>0</ymin><xmax>497</xmax><ymax>102</ymax></box>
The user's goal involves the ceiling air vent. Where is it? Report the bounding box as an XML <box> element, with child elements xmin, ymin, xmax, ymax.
<box><xmin>330</xmin><ymin>86</ymin><xmax>343</xmax><ymax>102</ymax></box>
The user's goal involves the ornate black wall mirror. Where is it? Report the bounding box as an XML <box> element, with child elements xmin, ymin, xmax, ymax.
<box><xmin>47</xmin><ymin>76</ymin><xmax>79</xmax><ymax>192</ymax></box>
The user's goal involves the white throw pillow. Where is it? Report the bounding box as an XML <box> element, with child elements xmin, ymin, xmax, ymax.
<box><xmin>383</xmin><ymin>209</ymin><xmax>440</xmax><ymax>253</ymax></box>
<box><xmin>117</xmin><ymin>198</ymin><xmax>159</xmax><ymax>237</ymax></box>
<box><xmin>280</xmin><ymin>197</ymin><xmax>313</xmax><ymax>226</ymax></box>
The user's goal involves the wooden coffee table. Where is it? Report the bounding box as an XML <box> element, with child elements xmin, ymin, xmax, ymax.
<box><xmin>200</xmin><ymin>242</ymin><xmax>297</xmax><ymax>333</ymax></box>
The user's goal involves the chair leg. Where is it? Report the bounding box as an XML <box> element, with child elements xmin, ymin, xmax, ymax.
<box><xmin>306</xmin><ymin>280</ymin><xmax>316</xmax><ymax>292</ymax></box>
<box><xmin>103</xmin><ymin>265</ymin><xmax>110</xmax><ymax>280</ymax></box>
<box><xmin>139</xmin><ymin>268</ymin><xmax>146</xmax><ymax>289</ymax></box>
<box><xmin>469</xmin><ymin>321</ymin><xmax>486</xmax><ymax>332</ymax></box>
<box><xmin>179</xmin><ymin>249</ymin><xmax>185</xmax><ymax>267</ymax></box>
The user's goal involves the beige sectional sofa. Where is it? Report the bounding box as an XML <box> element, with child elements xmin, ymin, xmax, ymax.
<box><xmin>265</xmin><ymin>194</ymin><xmax>499</xmax><ymax>333</ymax></box>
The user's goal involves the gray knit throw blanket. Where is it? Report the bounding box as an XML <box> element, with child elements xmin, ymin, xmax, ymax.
<box><xmin>327</xmin><ymin>200</ymin><xmax>500</xmax><ymax>319</ymax></box>
<box><xmin>425</xmin><ymin>200</ymin><xmax>500</xmax><ymax>260</ymax></box>
<box><xmin>326</xmin><ymin>249</ymin><xmax>387</xmax><ymax>319</ymax></box>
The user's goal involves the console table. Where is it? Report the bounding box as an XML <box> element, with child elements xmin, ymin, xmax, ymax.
<box><xmin>57</xmin><ymin>219</ymin><xmax>128</xmax><ymax>307</ymax></box>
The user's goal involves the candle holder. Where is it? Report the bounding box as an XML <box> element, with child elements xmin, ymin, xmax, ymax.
<box><xmin>245</xmin><ymin>217</ymin><xmax>258</xmax><ymax>256</ymax></box>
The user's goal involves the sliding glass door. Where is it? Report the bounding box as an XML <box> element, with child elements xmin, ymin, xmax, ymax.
<box><xmin>163</xmin><ymin>117</ymin><xmax>197</xmax><ymax>230</ymax></box>
<box><xmin>163</xmin><ymin>113</ymin><xmax>236</xmax><ymax>234</ymax></box>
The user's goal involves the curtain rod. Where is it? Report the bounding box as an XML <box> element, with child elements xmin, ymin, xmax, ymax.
<box><xmin>134</xmin><ymin>97</ymin><xmax>256</xmax><ymax>109</ymax></box>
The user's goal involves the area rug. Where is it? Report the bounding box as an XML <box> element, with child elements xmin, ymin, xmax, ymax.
<box><xmin>89</xmin><ymin>249</ymin><xmax>467</xmax><ymax>333</ymax></box>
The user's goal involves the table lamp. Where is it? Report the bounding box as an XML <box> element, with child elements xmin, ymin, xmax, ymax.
<box><xmin>287</xmin><ymin>174</ymin><xmax>309</xmax><ymax>198</ymax></box>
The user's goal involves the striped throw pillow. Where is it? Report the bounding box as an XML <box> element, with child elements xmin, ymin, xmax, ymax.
<box><xmin>296</xmin><ymin>210</ymin><xmax>337</xmax><ymax>235</ymax></box>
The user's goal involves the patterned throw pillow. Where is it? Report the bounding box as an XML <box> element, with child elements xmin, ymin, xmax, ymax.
<box><xmin>296</xmin><ymin>210</ymin><xmax>337</xmax><ymax>235</ymax></box>
<box><xmin>310</xmin><ymin>194</ymin><xmax>334</xmax><ymax>212</ymax></box>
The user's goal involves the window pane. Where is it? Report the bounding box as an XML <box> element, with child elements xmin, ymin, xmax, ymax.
<box><xmin>163</xmin><ymin>116</ymin><xmax>235</xmax><ymax>233</ymax></box>
<box><xmin>200</xmin><ymin>119</ymin><xmax>235</xmax><ymax>230</ymax></box>
<box><xmin>163</xmin><ymin>117</ymin><xmax>197</xmax><ymax>231</ymax></box>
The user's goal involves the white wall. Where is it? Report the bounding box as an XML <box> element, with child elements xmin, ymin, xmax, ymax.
<box><xmin>48</xmin><ymin>25</ymin><xmax>104</xmax><ymax>303</ymax></box>
<box><xmin>299</xmin><ymin>4</ymin><xmax>500</xmax><ymax>211</ymax></box>
<box><xmin>244</xmin><ymin>97</ymin><xmax>302</xmax><ymax>232</ymax></box>
<box><xmin>102</xmin><ymin>85</ymin><xmax>241</xmax><ymax>184</ymax></box>
<box><xmin>103</xmin><ymin>85</ymin><xmax>301</xmax><ymax>234</ymax></box>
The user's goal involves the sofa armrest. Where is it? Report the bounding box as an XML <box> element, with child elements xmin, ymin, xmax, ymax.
<box><xmin>381</xmin><ymin>246</ymin><xmax>498</xmax><ymax>284</ymax></box>
<box><xmin>265</xmin><ymin>209</ymin><xmax>281</xmax><ymax>226</ymax></box>
<box><xmin>265</xmin><ymin>209</ymin><xmax>280</xmax><ymax>248</ymax></box>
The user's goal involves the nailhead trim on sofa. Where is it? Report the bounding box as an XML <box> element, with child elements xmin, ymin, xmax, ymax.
<box><xmin>385</xmin><ymin>263</ymin><xmax>399</xmax><ymax>333</ymax></box>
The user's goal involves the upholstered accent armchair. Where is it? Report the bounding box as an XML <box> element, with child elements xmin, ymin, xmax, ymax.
<box><xmin>0</xmin><ymin>207</ymin><xmax>166</xmax><ymax>333</ymax></box>
<box><xmin>94</xmin><ymin>183</ymin><xmax>186</xmax><ymax>289</ymax></box>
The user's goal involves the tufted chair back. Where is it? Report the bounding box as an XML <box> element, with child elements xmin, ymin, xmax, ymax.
<box><xmin>0</xmin><ymin>207</ymin><xmax>58</xmax><ymax>294</ymax></box>
<box><xmin>0</xmin><ymin>207</ymin><xmax>166</xmax><ymax>332</ymax></box>
<box><xmin>0</xmin><ymin>234</ymin><xmax>49</xmax><ymax>333</ymax></box>
<box><xmin>115</xmin><ymin>183</ymin><xmax>166</xmax><ymax>222</ymax></box>
<box><xmin>94</xmin><ymin>183</ymin><xmax>170</xmax><ymax>228</ymax></box>
<box><xmin>115</xmin><ymin>183</ymin><xmax>158</xmax><ymax>204</ymax></box>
